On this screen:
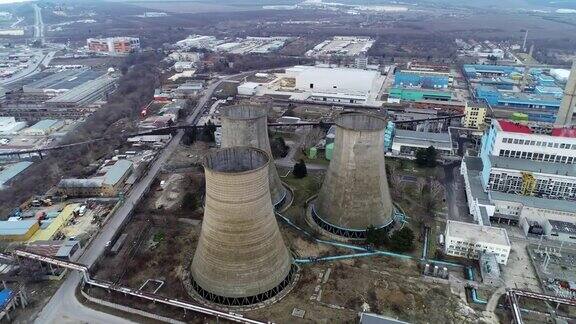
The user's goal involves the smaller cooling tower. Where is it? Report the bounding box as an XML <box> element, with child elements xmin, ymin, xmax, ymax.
<box><xmin>220</xmin><ymin>105</ymin><xmax>287</xmax><ymax>206</ymax></box>
<box><xmin>191</xmin><ymin>147</ymin><xmax>293</xmax><ymax>306</ymax></box>
<box><xmin>313</xmin><ymin>113</ymin><xmax>394</xmax><ymax>239</ymax></box>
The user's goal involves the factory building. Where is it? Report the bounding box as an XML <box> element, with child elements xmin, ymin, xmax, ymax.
<box><xmin>391</xmin><ymin>129</ymin><xmax>454</xmax><ymax>157</ymax></box>
<box><xmin>22</xmin><ymin>68</ymin><xmax>104</xmax><ymax>98</ymax></box>
<box><xmin>463</xmin><ymin>64</ymin><xmax>518</xmax><ymax>79</ymax></box>
<box><xmin>463</xmin><ymin>101</ymin><xmax>488</xmax><ymax>129</ymax></box>
<box><xmin>21</xmin><ymin>119</ymin><xmax>64</xmax><ymax>136</ymax></box>
<box><xmin>444</xmin><ymin>220</ymin><xmax>511</xmax><ymax>265</ymax></box>
<box><xmin>0</xmin><ymin>161</ymin><xmax>32</xmax><ymax>189</ymax></box>
<box><xmin>87</xmin><ymin>37</ymin><xmax>140</xmax><ymax>56</ymax></box>
<box><xmin>389</xmin><ymin>88</ymin><xmax>453</xmax><ymax>102</ymax></box>
<box><xmin>461</xmin><ymin>118</ymin><xmax>576</xmax><ymax>229</ymax></box>
<box><xmin>0</xmin><ymin>117</ymin><xmax>26</xmax><ymax>134</ymax></box>
<box><xmin>285</xmin><ymin>66</ymin><xmax>383</xmax><ymax>104</ymax></box>
<box><xmin>57</xmin><ymin>160</ymin><xmax>133</xmax><ymax>197</ymax></box>
<box><xmin>313</xmin><ymin>114</ymin><xmax>394</xmax><ymax>240</ymax></box>
<box><xmin>480</xmin><ymin>120</ymin><xmax>576</xmax><ymax>198</ymax></box>
<box><xmin>475</xmin><ymin>85</ymin><xmax>561</xmax><ymax>110</ymax></box>
<box><xmin>45</xmin><ymin>75</ymin><xmax>117</xmax><ymax>108</ymax></box>
<box><xmin>394</xmin><ymin>70</ymin><xmax>451</xmax><ymax>89</ymax></box>
<box><xmin>0</xmin><ymin>220</ymin><xmax>39</xmax><ymax>241</ymax></box>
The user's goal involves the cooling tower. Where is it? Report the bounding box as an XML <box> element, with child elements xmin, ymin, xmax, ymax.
<box><xmin>312</xmin><ymin>113</ymin><xmax>394</xmax><ymax>239</ymax></box>
<box><xmin>220</xmin><ymin>105</ymin><xmax>287</xmax><ymax>206</ymax></box>
<box><xmin>191</xmin><ymin>147</ymin><xmax>293</xmax><ymax>305</ymax></box>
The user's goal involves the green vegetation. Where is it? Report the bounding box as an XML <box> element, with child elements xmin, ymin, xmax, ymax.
<box><xmin>388</xmin><ymin>227</ymin><xmax>415</xmax><ymax>253</ymax></box>
<box><xmin>181</xmin><ymin>192</ymin><xmax>201</xmax><ymax>211</ymax></box>
<box><xmin>153</xmin><ymin>232</ymin><xmax>165</xmax><ymax>243</ymax></box>
<box><xmin>415</xmin><ymin>146</ymin><xmax>438</xmax><ymax>168</ymax></box>
<box><xmin>201</xmin><ymin>120</ymin><xmax>217</xmax><ymax>142</ymax></box>
<box><xmin>270</xmin><ymin>136</ymin><xmax>289</xmax><ymax>158</ymax></box>
<box><xmin>293</xmin><ymin>159</ymin><xmax>308</xmax><ymax>178</ymax></box>
<box><xmin>365</xmin><ymin>225</ymin><xmax>389</xmax><ymax>247</ymax></box>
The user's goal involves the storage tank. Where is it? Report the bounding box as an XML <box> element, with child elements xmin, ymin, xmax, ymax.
<box><xmin>190</xmin><ymin>147</ymin><xmax>294</xmax><ymax>306</ymax></box>
<box><xmin>312</xmin><ymin>113</ymin><xmax>394</xmax><ymax>239</ymax></box>
<box><xmin>220</xmin><ymin>105</ymin><xmax>287</xmax><ymax>206</ymax></box>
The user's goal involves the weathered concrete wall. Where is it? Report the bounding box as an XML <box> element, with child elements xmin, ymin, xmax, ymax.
<box><xmin>220</xmin><ymin>105</ymin><xmax>286</xmax><ymax>205</ymax></box>
<box><xmin>316</xmin><ymin>113</ymin><xmax>394</xmax><ymax>230</ymax></box>
<box><xmin>192</xmin><ymin>147</ymin><xmax>292</xmax><ymax>298</ymax></box>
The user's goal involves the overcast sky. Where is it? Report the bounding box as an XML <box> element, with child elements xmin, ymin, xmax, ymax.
<box><xmin>0</xmin><ymin>0</ymin><xmax>31</xmax><ymax>4</ymax></box>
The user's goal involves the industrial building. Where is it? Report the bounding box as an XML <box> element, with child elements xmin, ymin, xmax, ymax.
<box><xmin>0</xmin><ymin>117</ymin><xmax>26</xmax><ymax>134</ymax></box>
<box><xmin>21</xmin><ymin>119</ymin><xmax>64</xmax><ymax>136</ymax></box>
<box><xmin>390</xmin><ymin>129</ymin><xmax>454</xmax><ymax>156</ymax></box>
<box><xmin>22</xmin><ymin>68</ymin><xmax>104</xmax><ymax>98</ymax></box>
<box><xmin>285</xmin><ymin>66</ymin><xmax>383</xmax><ymax>104</ymax></box>
<box><xmin>463</xmin><ymin>101</ymin><xmax>488</xmax><ymax>129</ymax></box>
<box><xmin>444</xmin><ymin>220</ymin><xmax>511</xmax><ymax>265</ymax></box>
<box><xmin>463</xmin><ymin>64</ymin><xmax>519</xmax><ymax>79</ymax></box>
<box><xmin>394</xmin><ymin>70</ymin><xmax>451</xmax><ymax>89</ymax></box>
<box><xmin>475</xmin><ymin>85</ymin><xmax>561</xmax><ymax>110</ymax></box>
<box><xmin>389</xmin><ymin>88</ymin><xmax>453</xmax><ymax>102</ymax></box>
<box><xmin>219</xmin><ymin>105</ymin><xmax>286</xmax><ymax>206</ymax></box>
<box><xmin>57</xmin><ymin>160</ymin><xmax>133</xmax><ymax>197</ymax></box>
<box><xmin>87</xmin><ymin>37</ymin><xmax>140</xmax><ymax>56</ymax></box>
<box><xmin>0</xmin><ymin>161</ymin><xmax>32</xmax><ymax>189</ymax></box>
<box><xmin>45</xmin><ymin>74</ymin><xmax>117</xmax><ymax>108</ymax></box>
<box><xmin>0</xmin><ymin>220</ymin><xmax>39</xmax><ymax>241</ymax></box>
<box><xmin>461</xmin><ymin>117</ymin><xmax>576</xmax><ymax>229</ymax></box>
<box><xmin>313</xmin><ymin>114</ymin><xmax>394</xmax><ymax>239</ymax></box>
<box><xmin>306</xmin><ymin>36</ymin><xmax>374</xmax><ymax>58</ymax></box>
<box><xmin>191</xmin><ymin>147</ymin><xmax>294</xmax><ymax>305</ymax></box>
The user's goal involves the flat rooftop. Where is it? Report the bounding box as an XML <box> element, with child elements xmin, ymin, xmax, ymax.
<box><xmin>23</xmin><ymin>68</ymin><xmax>103</xmax><ymax>92</ymax></box>
<box><xmin>548</xmin><ymin>220</ymin><xmax>576</xmax><ymax>234</ymax></box>
<box><xmin>489</xmin><ymin>155</ymin><xmax>576</xmax><ymax>177</ymax></box>
<box><xmin>446</xmin><ymin>220</ymin><xmax>510</xmax><ymax>247</ymax></box>
<box><xmin>490</xmin><ymin>191</ymin><xmax>575</xmax><ymax>214</ymax></box>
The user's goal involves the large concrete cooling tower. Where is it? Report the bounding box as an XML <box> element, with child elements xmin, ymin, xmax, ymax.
<box><xmin>220</xmin><ymin>105</ymin><xmax>287</xmax><ymax>206</ymax></box>
<box><xmin>312</xmin><ymin>113</ymin><xmax>394</xmax><ymax>239</ymax></box>
<box><xmin>191</xmin><ymin>147</ymin><xmax>294</xmax><ymax>306</ymax></box>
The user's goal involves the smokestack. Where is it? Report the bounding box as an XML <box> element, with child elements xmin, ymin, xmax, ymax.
<box><xmin>312</xmin><ymin>113</ymin><xmax>394</xmax><ymax>239</ymax></box>
<box><xmin>522</xmin><ymin>30</ymin><xmax>528</xmax><ymax>52</ymax></box>
<box><xmin>220</xmin><ymin>105</ymin><xmax>287</xmax><ymax>206</ymax></box>
<box><xmin>555</xmin><ymin>60</ymin><xmax>576</xmax><ymax>126</ymax></box>
<box><xmin>191</xmin><ymin>147</ymin><xmax>294</xmax><ymax>305</ymax></box>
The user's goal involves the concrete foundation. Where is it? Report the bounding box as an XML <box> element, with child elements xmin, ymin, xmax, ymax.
<box><xmin>191</xmin><ymin>147</ymin><xmax>292</xmax><ymax>303</ymax></box>
<box><xmin>220</xmin><ymin>105</ymin><xmax>286</xmax><ymax>206</ymax></box>
<box><xmin>313</xmin><ymin>113</ymin><xmax>394</xmax><ymax>238</ymax></box>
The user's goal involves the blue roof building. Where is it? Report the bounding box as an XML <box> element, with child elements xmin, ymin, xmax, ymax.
<box><xmin>475</xmin><ymin>86</ymin><xmax>501</xmax><ymax>106</ymax></box>
<box><xmin>464</xmin><ymin>64</ymin><xmax>519</xmax><ymax>79</ymax></box>
<box><xmin>394</xmin><ymin>70</ymin><xmax>450</xmax><ymax>89</ymax></box>
<box><xmin>0</xmin><ymin>161</ymin><xmax>32</xmax><ymax>189</ymax></box>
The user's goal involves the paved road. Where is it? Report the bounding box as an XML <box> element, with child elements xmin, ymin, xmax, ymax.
<box><xmin>34</xmin><ymin>76</ymin><xmax>225</xmax><ymax>324</ymax></box>
<box><xmin>1</xmin><ymin>5</ymin><xmax>53</xmax><ymax>86</ymax></box>
<box><xmin>442</xmin><ymin>162</ymin><xmax>474</xmax><ymax>223</ymax></box>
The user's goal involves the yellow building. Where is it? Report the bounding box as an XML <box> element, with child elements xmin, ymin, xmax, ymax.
<box><xmin>27</xmin><ymin>204</ymin><xmax>79</xmax><ymax>242</ymax></box>
<box><xmin>463</xmin><ymin>102</ymin><xmax>488</xmax><ymax>130</ymax></box>
<box><xmin>0</xmin><ymin>220</ymin><xmax>39</xmax><ymax>241</ymax></box>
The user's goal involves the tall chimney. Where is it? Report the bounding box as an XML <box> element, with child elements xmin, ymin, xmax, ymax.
<box><xmin>555</xmin><ymin>60</ymin><xmax>576</xmax><ymax>126</ymax></box>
